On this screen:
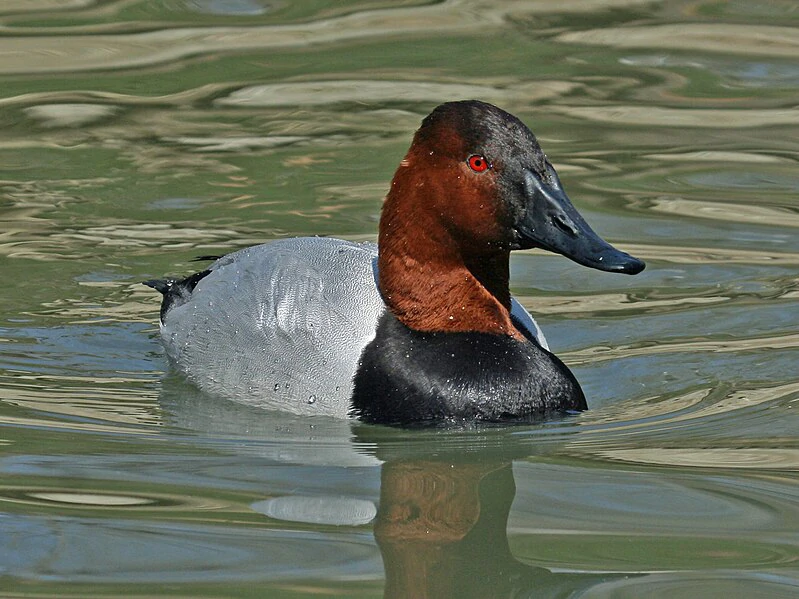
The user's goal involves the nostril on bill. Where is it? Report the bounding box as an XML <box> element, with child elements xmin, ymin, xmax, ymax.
<box><xmin>552</xmin><ymin>215</ymin><xmax>577</xmax><ymax>237</ymax></box>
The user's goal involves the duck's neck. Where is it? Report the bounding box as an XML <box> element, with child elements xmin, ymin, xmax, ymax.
<box><xmin>377</xmin><ymin>170</ymin><xmax>524</xmax><ymax>340</ymax></box>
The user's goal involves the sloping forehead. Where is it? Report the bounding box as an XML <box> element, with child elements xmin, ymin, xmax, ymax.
<box><xmin>415</xmin><ymin>101</ymin><xmax>548</xmax><ymax>175</ymax></box>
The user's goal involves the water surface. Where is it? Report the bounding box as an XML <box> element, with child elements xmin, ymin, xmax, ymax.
<box><xmin>1</xmin><ymin>1</ymin><xmax>798</xmax><ymax>597</ymax></box>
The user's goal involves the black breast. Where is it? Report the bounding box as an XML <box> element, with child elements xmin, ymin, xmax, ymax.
<box><xmin>351</xmin><ymin>314</ymin><xmax>586</xmax><ymax>426</ymax></box>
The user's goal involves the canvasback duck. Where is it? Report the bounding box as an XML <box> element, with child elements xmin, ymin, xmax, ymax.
<box><xmin>147</xmin><ymin>100</ymin><xmax>644</xmax><ymax>425</ymax></box>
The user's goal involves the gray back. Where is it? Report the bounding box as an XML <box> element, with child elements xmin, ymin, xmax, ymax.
<box><xmin>161</xmin><ymin>238</ymin><xmax>384</xmax><ymax>417</ymax></box>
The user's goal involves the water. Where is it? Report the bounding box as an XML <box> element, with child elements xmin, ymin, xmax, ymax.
<box><xmin>1</xmin><ymin>1</ymin><xmax>798</xmax><ymax>597</ymax></box>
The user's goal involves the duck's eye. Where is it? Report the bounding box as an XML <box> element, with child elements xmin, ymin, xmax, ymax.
<box><xmin>467</xmin><ymin>155</ymin><xmax>490</xmax><ymax>173</ymax></box>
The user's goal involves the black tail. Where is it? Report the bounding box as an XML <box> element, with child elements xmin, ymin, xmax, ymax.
<box><xmin>143</xmin><ymin>270</ymin><xmax>212</xmax><ymax>322</ymax></box>
<box><xmin>192</xmin><ymin>255</ymin><xmax>224</xmax><ymax>262</ymax></box>
<box><xmin>142</xmin><ymin>278</ymin><xmax>172</xmax><ymax>295</ymax></box>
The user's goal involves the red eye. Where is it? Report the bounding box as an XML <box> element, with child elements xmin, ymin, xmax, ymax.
<box><xmin>467</xmin><ymin>155</ymin><xmax>489</xmax><ymax>173</ymax></box>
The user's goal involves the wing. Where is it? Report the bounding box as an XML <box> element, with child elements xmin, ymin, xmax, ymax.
<box><xmin>161</xmin><ymin>238</ymin><xmax>384</xmax><ymax>417</ymax></box>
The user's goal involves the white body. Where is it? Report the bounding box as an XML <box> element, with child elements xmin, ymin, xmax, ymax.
<box><xmin>160</xmin><ymin>237</ymin><xmax>548</xmax><ymax>418</ymax></box>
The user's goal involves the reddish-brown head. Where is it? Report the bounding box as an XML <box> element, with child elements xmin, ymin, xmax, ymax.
<box><xmin>377</xmin><ymin>100</ymin><xmax>644</xmax><ymax>337</ymax></box>
<box><xmin>382</xmin><ymin>101</ymin><xmax>548</xmax><ymax>254</ymax></box>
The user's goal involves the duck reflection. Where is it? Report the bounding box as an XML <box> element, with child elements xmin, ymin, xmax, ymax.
<box><xmin>160</xmin><ymin>380</ymin><xmax>627</xmax><ymax>597</ymax></box>
<box><xmin>377</xmin><ymin>459</ymin><xmax>519</xmax><ymax>598</ymax></box>
<box><xmin>367</xmin><ymin>445</ymin><xmax>621</xmax><ymax>599</ymax></box>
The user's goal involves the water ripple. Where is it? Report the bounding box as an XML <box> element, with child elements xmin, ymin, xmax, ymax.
<box><xmin>557</xmin><ymin>23</ymin><xmax>799</xmax><ymax>58</ymax></box>
<box><xmin>582</xmin><ymin>573</ymin><xmax>799</xmax><ymax>599</ymax></box>
<box><xmin>551</xmin><ymin>105</ymin><xmax>799</xmax><ymax>128</ymax></box>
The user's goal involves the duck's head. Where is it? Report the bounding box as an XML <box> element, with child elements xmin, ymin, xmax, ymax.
<box><xmin>381</xmin><ymin>100</ymin><xmax>645</xmax><ymax>275</ymax></box>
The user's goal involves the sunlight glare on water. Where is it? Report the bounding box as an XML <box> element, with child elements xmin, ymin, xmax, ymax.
<box><xmin>0</xmin><ymin>0</ymin><xmax>798</xmax><ymax>597</ymax></box>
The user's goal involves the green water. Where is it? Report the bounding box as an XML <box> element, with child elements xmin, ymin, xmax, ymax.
<box><xmin>1</xmin><ymin>1</ymin><xmax>798</xmax><ymax>597</ymax></box>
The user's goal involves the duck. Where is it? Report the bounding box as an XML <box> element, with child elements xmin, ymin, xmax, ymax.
<box><xmin>146</xmin><ymin>100</ymin><xmax>644</xmax><ymax>426</ymax></box>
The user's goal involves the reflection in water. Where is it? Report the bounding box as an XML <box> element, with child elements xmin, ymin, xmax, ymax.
<box><xmin>2</xmin><ymin>0</ymin><xmax>799</xmax><ymax>595</ymax></box>
<box><xmin>0</xmin><ymin>371</ymin><xmax>797</xmax><ymax>592</ymax></box>
<box><xmin>373</xmin><ymin>458</ymin><xmax>620</xmax><ymax>599</ymax></box>
<box><xmin>377</xmin><ymin>461</ymin><xmax>514</xmax><ymax>598</ymax></box>
<box><xmin>251</xmin><ymin>495</ymin><xmax>377</xmax><ymax>526</ymax></box>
